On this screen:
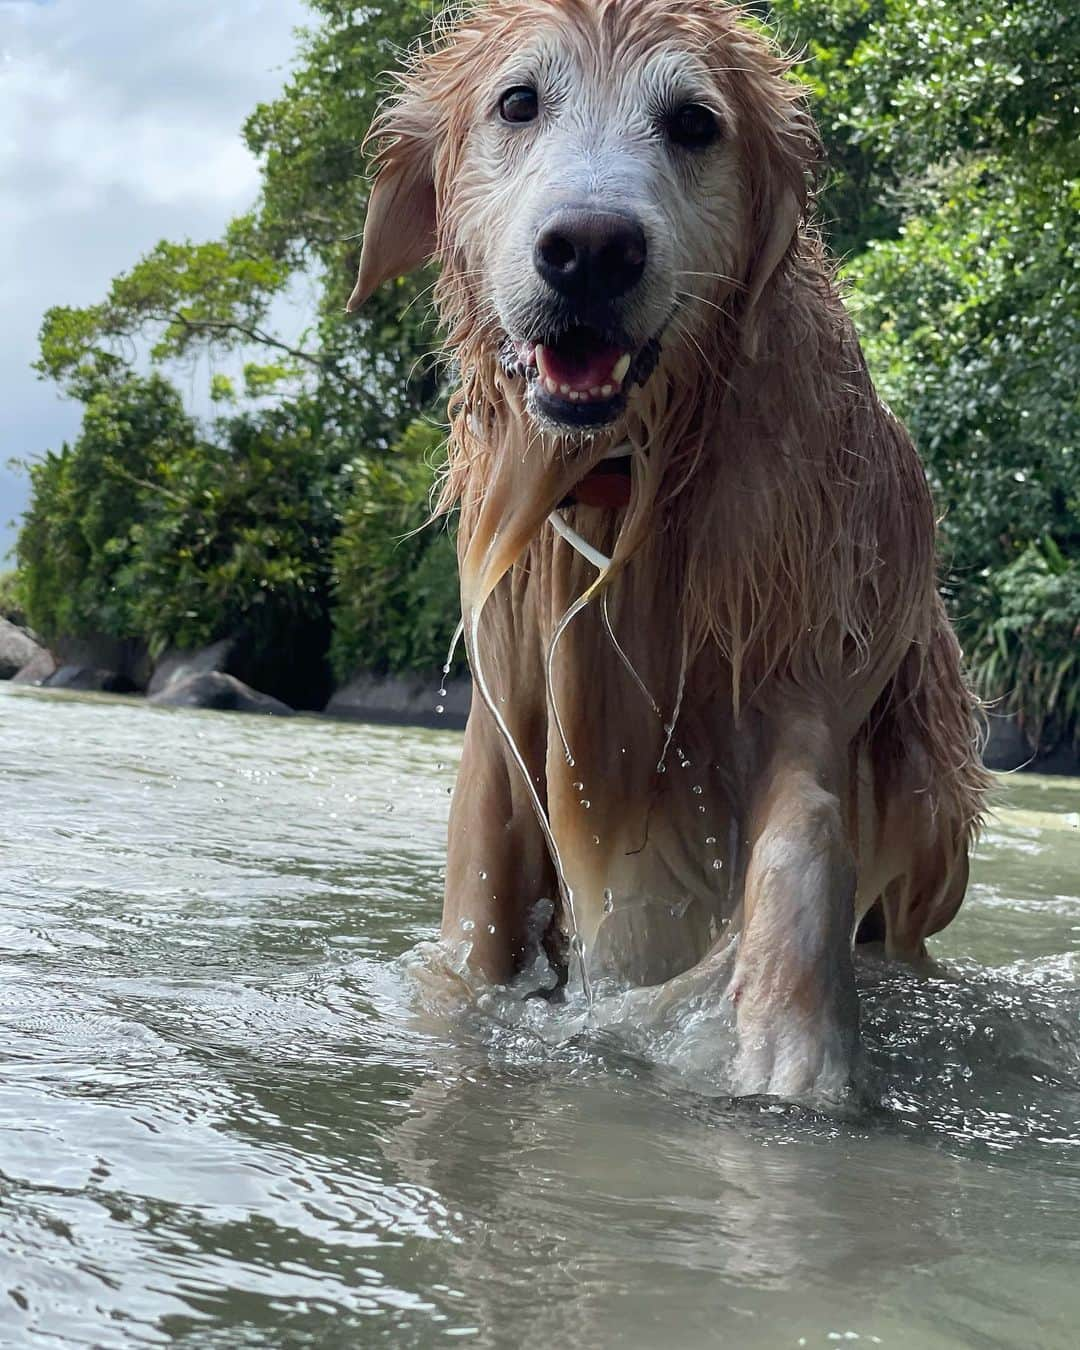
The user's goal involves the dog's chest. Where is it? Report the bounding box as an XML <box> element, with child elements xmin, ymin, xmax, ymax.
<box><xmin>544</xmin><ymin>723</ymin><xmax>740</xmax><ymax>986</ymax></box>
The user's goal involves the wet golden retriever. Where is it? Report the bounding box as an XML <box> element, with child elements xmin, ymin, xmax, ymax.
<box><xmin>348</xmin><ymin>0</ymin><xmax>987</xmax><ymax>1097</ymax></box>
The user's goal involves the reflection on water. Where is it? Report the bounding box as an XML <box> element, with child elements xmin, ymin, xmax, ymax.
<box><xmin>0</xmin><ymin>685</ymin><xmax>1078</xmax><ymax>1348</ymax></box>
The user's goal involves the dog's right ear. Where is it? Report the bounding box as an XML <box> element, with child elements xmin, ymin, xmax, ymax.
<box><xmin>346</xmin><ymin>101</ymin><xmax>437</xmax><ymax>313</ymax></box>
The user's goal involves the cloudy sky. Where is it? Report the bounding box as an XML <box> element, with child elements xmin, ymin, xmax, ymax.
<box><xmin>0</xmin><ymin>0</ymin><xmax>309</xmax><ymax>562</ymax></box>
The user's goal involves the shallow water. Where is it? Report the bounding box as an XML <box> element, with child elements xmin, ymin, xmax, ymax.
<box><xmin>0</xmin><ymin>684</ymin><xmax>1078</xmax><ymax>1349</ymax></box>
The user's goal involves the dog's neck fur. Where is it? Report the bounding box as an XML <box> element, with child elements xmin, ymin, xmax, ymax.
<box><xmin>442</xmin><ymin>237</ymin><xmax>936</xmax><ymax>733</ymax></box>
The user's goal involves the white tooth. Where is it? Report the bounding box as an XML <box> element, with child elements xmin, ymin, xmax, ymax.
<box><xmin>600</xmin><ymin>384</ymin><xmax>613</xmax><ymax>397</ymax></box>
<box><xmin>612</xmin><ymin>353</ymin><xmax>631</xmax><ymax>385</ymax></box>
<box><xmin>569</xmin><ymin>390</ymin><xmax>580</xmax><ymax>401</ymax></box>
<box><xmin>560</xmin><ymin>383</ymin><xmax>570</xmax><ymax>395</ymax></box>
<box><xmin>589</xmin><ymin>386</ymin><xmax>601</xmax><ymax>397</ymax></box>
<box><xmin>545</xmin><ymin>377</ymin><xmax>558</xmax><ymax>394</ymax></box>
<box><xmin>535</xmin><ymin>343</ymin><xmax>547</xmax><ymax>368</ymax></box>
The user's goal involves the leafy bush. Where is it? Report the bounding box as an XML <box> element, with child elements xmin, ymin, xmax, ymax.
<box><xmin>0</xmin><ymin>570</ymin><xmax>24</xmax><ymax>625</ymax></box>
<box><xmin>119</xmin><ymin>399</ymin><xmax>347</xmax><ymax>662</ymax></box>
<box><xmin>329</xmin><ymin>420</ymin><xmax>460</xmax><ymax>679</ymax></box>
<box><xmin>967</xmin><ymin>541</ymin><xmax>1080</xmax><ymax>750</ymax></box>
<box><xmin>13</xmin><ymin>0</ymin><xmax>1080</xmax><ymax>744</ymax></box>
<box><xmin>17</xmin><ymin>373</ymin><xmax>197</xmax><ymax>640</ymax></box>
<box><xmin>16</xmin><ymin>372</ymin><xmax>349</xmax><ymax>705</ymax></box>
<box><xmin>783</xmin><ymin>0</ymin><xmax>1080</xmax><ymax>755</ymax></box>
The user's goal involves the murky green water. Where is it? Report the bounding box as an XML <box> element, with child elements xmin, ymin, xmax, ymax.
<box><xmin>1</xmin><ymin>685</ymin><xmax>1078</xmax><ymax>1349</ymax></box>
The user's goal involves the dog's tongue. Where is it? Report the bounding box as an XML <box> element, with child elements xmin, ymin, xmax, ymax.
<box><xmin>536</xmin><ymin>333</ymin><xmax>628</xmax><ymax>395</ymax></box>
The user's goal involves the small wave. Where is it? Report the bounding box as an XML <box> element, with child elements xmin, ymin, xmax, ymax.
<box><xmin>401</xmin><ymin>935</ymin><xmax>1080</xmax><ymax>1161</ymax></box>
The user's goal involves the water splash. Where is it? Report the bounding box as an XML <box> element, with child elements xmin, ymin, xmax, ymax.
<box><xmin>464</xmin><ymin>596</ymin><xmax>594</xmax><ymax>1007</ymax></box>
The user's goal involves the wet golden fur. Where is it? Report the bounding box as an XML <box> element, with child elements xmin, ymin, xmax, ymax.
<box><xmin>350</xmin><ymin>0</ymin><xmax>989</xmax><ymax>1095</ymax></box>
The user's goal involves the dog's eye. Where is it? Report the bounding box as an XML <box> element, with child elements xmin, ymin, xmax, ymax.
<box><xmin>499</xmin><ymin>86</ymin><xmax>539</xmax><ymax>125</ymax></box>
<box><xmin>665</xmin><ymin>102</ymin><xmax>720</xmax><ymax>149</ymax></box>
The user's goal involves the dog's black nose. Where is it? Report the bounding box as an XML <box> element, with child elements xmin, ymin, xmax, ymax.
<box><xmin>534</xmin><ymin>209</ymin><xmax>647</xmax><ymax>303</ymax></box>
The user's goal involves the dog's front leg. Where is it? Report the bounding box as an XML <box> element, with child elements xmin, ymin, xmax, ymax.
<box><xmin>729</xmin><ymin>719</ymin><xmax>859</xmax><ymax>1099</ymax></box>
<box><xmin>442</xmin><ymin>702</ymin><xmax>556</xmax><ymax>984</ymax></box>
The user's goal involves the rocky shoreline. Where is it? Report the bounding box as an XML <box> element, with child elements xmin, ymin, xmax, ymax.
<box><xmin>2</xmin><ymin>618</ymin><xmax>1076</xmax><ymax>770</ymax></box>
<box><xmin>0</xmin><ymin>619</ymin><xmax>471</xmax><ymax>731</ymax></box>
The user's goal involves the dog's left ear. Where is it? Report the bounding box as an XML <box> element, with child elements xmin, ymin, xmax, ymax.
<box><xmin>741</xmin><ymin>186</ymin><xmax>802</xmax><ymax>357</ymax></box>
<box><xmin>346</xmin><ymin>101</ymin><xmax>437</xmax><ymax>313</ymax></box>
<box><xmin>739</xmin><ymin>78</ymin><xmax>819</xmax><ymax>357</ymax></box>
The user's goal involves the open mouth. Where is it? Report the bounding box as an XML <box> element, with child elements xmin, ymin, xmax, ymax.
<box><xmin>516</xmin><ymin>325</ymin><xmax>637</xmax><ymax>428</ymax></box>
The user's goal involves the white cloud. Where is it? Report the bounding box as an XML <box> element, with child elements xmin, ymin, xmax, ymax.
<box><xmin>0</xmin><ymin>0</ymin><xmax>309</xmax><ymax>561</ymax></box>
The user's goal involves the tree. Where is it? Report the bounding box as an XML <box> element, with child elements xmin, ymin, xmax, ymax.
<box><xmin>329</xmin><ymin>419</ymin><xmax>460</xmax><ymax>679</ymax></box>
<box><xmin>119</xmin><ymin>396</ymin><xmax>349</xmax><ymax>707</ymax></box>
<box><xmin>17</xmin><ymin>373</ymin><xmax>198</xmax><ymax>641</ymax></box>
<box><xmin>14</xmin><ymin>0</ymin><xmax>1080</xmax><ymax>745</ymax></box>
<box><xmin>35</xmin><ymin>1</ymin><xmax>442</xmax><ymax>452</ymax></box>
<box><xmin>837</xmin><ymin>0</ymin><xmax>1080</xmax><ymax>745</ymax></box>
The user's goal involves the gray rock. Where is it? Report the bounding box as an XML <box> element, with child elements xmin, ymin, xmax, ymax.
<box><xmin>982</xmin><ymin>711</ymin><xmax>1080</xmax><ymax>776</ymax></box>
<box><xmin>51</xmin><ymin>633</ymin><xmax>151</xmax><ymax>691</ymax></box>
<box><xmin>148</xmin><ymin>671</ymin><xmax>294</xmax><ymax>716</ymax></box>
<box><xmin>148</xmin><ymin>639</ymin><xmax>235</xmax><ymax>696</ymax></box>
<box><xmin>325</xmin><ymin>672</ymin><xmax>471</xmax><ymax>729</ymax></box>
<box><xmin>982</xmin><ymin>712</ymin><xmax>1036</xmax><ymax>772</ymax></box>
<box><xmin>148</xmin><ymin>633</ymin><xmax>330</xmax><ymax>711</ymax></box>
<box><xmin>45</xmin><ymin>664</ymin><xmax>138</xmax><ymax>693</ymax></box>
<box><xmin>10</xmin><ymin>647</ymin><xmax>58</xmax><ymax>685</ymax></box>
<box><xmin>0</xmin><ymin>618</ymin><xmax>44</xmax><ymax>680</ymax></box>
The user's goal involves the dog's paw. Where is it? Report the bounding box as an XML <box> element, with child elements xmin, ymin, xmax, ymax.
<box><xmin>728</xmin><ymin>957</ymin><xmax>860</xmax><ymax>1102</ymax></box>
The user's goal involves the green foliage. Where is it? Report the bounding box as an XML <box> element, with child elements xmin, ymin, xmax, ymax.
<box><xmin>17</xmin><ymin>372</ymin><xmax>347</xmax><ymax>693</ymax></box>
<box><xmin>0</xmin><ymin>570</ymin><xmax>24</xmax><ymax>625</ymax></box>
<box><xmin>854</xmin><ymin>163</ymin><xmax>1079</xmax><ymax>603</ymax></box>
<box><xmin>36</xmin><ymin>219</ymin><xmax>295</xmax><ymax>399</ymax></box>
<box><xmin>330</xmin><ymin>420</ymin><xmax>460</xmax><ymax>679</ymax></box>
<box><xmin>769</xmin><ymin>0</ymin><xmax>901</xmax><ymax>258</ymax></box>
<box><xmin>17</xmin><ymin>373</ymin><xmax>197</xmax><ymax>639</ymax></box>
<box><xmin>14</xmin><ymin>0</ymin><xmax>1080</xmax><ymax>746</ymax></box>
<box><xmin>118</xmin><ymin>399</ymin><xmax>347</xmax><ymax>661</ymax></box>
<box><xmin>832</xmin><ymin>0</ymin><xmax>1080</xmax><ymax>746</ymax></box>
<box><xmin>34</xmin><ymin>2</ymin><xmax>442</xmax><ymax>452</ymax></box>
<box><xmin>967</xmin><ymin>542</ymin><xmax>1080</xmax><ymax>749</ymax></box>
<box><xmin>841</xmin><ymin>0</ymin><xmax>1078</xmax><ymax>174</ymax></box>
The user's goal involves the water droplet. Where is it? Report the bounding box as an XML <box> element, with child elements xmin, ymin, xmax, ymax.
<box><xmin>579</xmin><ymin>799</ymin><xmax>590</xmax><ymax>809</ymax></box>
<box><xmin>435</xmin><ymin>704</ymin><xmax>445</xmax><ymax>714</ymax></box>
<box><xmin>384</xmin><ymin>802</ymin><xmax>395</xmax><ymax>813</ymax></box>
<box><xmin>461</xmin><ymin>918</ymin><xmax>475</xmax><ymax>931</ymax></box>
<box><xmin>478</xmin><ymin>870</ymin><xmax>487</xmax><ymax>880</ymax></box>
<box><xmin>487</xmin><ymin>923</ymin><xmax>496</xmax><ymax>934</ymax></box>
<box><xmin>705</xmin><ymin>835</ymin><xmax>717</xmax><ymax>845</ymax></box>
<box><xmin>442</xmin><ymin>662</ymin><xmax>451</xmax><ymax>675</ymax></box>
<box><xmin>698</xmin><ymin>805</ymin><xmax>706</xmax><ymax>814</ymax></box>
<box><xmin>692</xmin><ymin>784</ymin><xmax>703</xmax><ymax>795</ymax></box>
<box><xmin>570</xmin><ymin>934</ymin><xmax>584</xmax><ymax>956</ymax></box>
<box><xmin>603</xmin><ymin>888</ymin><xmax>614</xmax><ymax>914</ymax></box>
<box><xmin>592</xmin><ymin>834</ymin><xmax>600</xmax><ymax>845</ymax></box>
<box><xmin>572</xmin><ymin>781</ymin><xmax>584</xmax><ymax>791</ymax></box>
<box><xmin>712</xmin><ymin>858</ymin><xmax>723</xmax><ymax>871</ymax></box>
<box><xmin>657</xmin><ymin>764</ymin><xmax>666</xmax><ymax>774</ymax></box>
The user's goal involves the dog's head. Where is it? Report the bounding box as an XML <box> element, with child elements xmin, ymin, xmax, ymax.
<box><xmin>349</xmin><ymin>1</ymin><xmax>819</xmax><ymax>614</ymax></box>
<box><xmin>350</xmin><ymin>1</ymin><xmax>815</xmax><ymax>431</ymax></box>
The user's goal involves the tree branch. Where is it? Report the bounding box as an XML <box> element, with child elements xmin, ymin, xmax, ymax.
<box><xmin>167</xmin><ymin>311</ymin><xmax>366</xmax><ymax>393</ymax></box>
